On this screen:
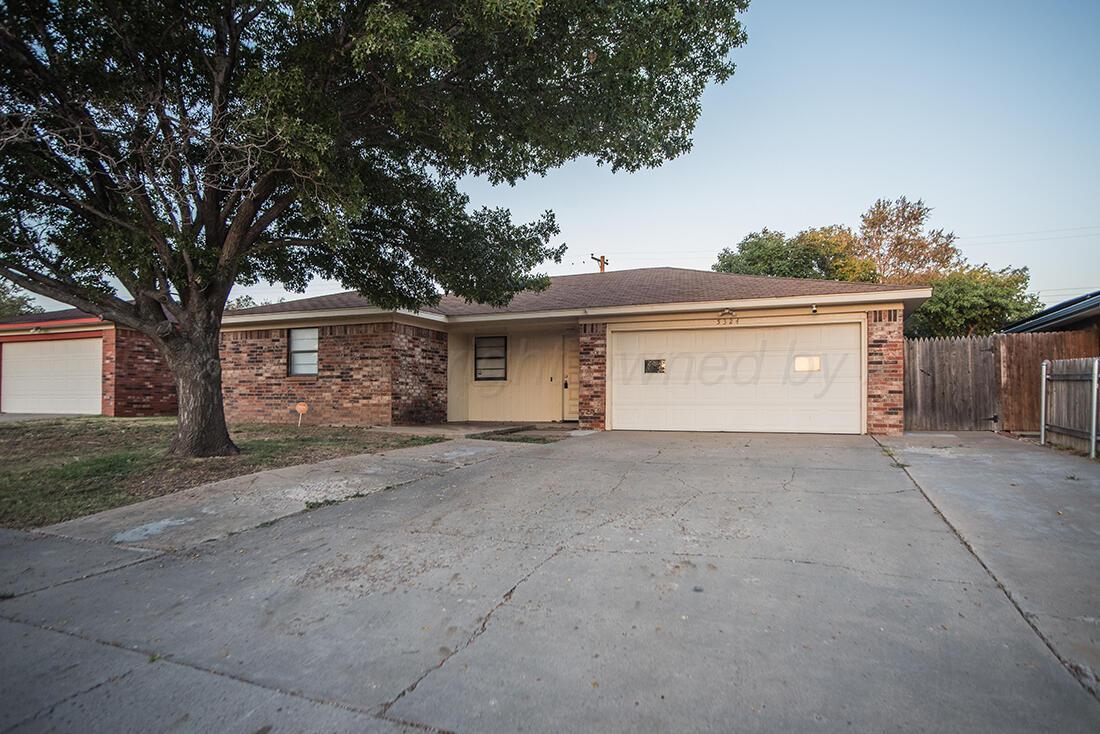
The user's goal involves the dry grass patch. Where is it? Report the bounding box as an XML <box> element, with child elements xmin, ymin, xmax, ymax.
<box><xmin>0</xmin><ymin>417</ymin><xmax>444</xmax><ymax>528</ymax></box>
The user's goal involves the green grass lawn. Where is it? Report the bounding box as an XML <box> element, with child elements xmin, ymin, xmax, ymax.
<box><xmin>0</xmin><ymin>417</ymin><xmax>444</xmax><ymax>529</ymax></box>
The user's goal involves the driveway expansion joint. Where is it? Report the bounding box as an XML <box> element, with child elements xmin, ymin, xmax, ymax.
<box><xmin>0</xmin><ymin>549</ymin><xmax>163</xmax><ymax>601</ymax></box>
<box><xmin>873</xmin><ymin>435</ymin><xmax>1100</xmax><ymax>704</ymax></box>
<box><xmin>1</xmin><ymin>667</ymin><xmax>136</xmax><ymax>734</ymax></box>
<box><xmin>0</xmin><ymin>614</ymin><xmax>382</xmax><ymax>723</ymax></box>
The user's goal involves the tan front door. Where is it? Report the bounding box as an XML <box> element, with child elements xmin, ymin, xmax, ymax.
<box><xmin>562</xmin><ymin>334</ymin><xmax>580</xmax><ymax>421</ymax></box>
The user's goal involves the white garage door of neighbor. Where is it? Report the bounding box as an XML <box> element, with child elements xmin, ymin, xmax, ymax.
<box><xmin>1</xmin><ymin>338</ymin><xmax>103</xmax><ymax>415</ymax></box>
<box><xmin>610</xmin><ymin>323</ymin><xmax>862</xmax><ymax>434</ymax></box>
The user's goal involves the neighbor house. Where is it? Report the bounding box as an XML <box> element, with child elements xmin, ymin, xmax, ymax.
<box><xmin>0</xmin><ymin>309</ymin><xmax>176</xmax><ymax>416</ymax></box>
<box><xmin>220</xmin><ymin>268</ymin><xmax>930</xmax><ymax>435</ymax></box>
<box><xmin>1003</xmin><ymin>289</ymin><xmax>1100</xmax><ymax>334</ymax></box>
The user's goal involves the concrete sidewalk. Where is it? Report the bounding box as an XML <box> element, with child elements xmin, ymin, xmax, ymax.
<box><xmin>881</xmin><ymin>431</ymin><xmax>1100</xmax><ymax>697</ymax></box>
<box><xmin>42</xmin><ymin>438</ymin><xmax>533</xmax><ymax>551</ymax></box>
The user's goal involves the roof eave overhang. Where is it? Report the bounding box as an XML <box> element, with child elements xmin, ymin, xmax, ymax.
<box><xmin>221</xmin><ymin>307</ymin><xmax>448</xmax><ymax>326</ymax></box>
<box><xmin>448</xmin><ymin>288</ymin><xmax>932</xmax><ymax>323</ymax></box>
<box><xmin>1003</xmin><ymin>299</ymin><xmax>1100</xmax><ymax>333</ymax></box>
<box><xmin>0</xmin><ymin>317</ymin><xmax>105</xmax><ymax>334</ymax></box>
<box><xmin>220</xmin><ymin>288</ymin><xmax>932</xmax><ymax>327</ymax></box>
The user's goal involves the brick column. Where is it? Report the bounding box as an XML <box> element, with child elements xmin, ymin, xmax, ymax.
<box><xmin>390</xmin><ymin>323</ymin><xmax>448</xmax><ymax>424</ymax></box>
<box><xmin>867</xmin><ymin>309</ymin><xmax>904</xmax><ymax>434</ymax></box>
<box><xmin>102</xmin><ymin>328</ymin><xmax>178</xmax><ymax>417</ymax></box>
<box><xmin>579</xmin><ymin>322</ymin><xmax>607</xmax><ymax>430</ymax></box>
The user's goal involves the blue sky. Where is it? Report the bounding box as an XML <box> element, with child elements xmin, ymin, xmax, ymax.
<box><xmin>454</xmin><ymin>0</ymin><xmax>1099</xmax><ymax>307</ymax></box>
<box><xmin>35</xmin><ymin>0</ymin><xmax>1100</xmax><ymax>310</ymax></box>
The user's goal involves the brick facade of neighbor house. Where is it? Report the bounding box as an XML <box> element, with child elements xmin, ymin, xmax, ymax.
<box><xmin>220</xmin><ymin>321</ymin><xmax>446</xmax><ymax>426</ymax></box>
<box><xmin>101</xmin><ymin>328</ymin><xmax>178</xmax><ymax>417</ymax></box>
<box><xmin>866</xmin><ymin>308</ymin><xmax>905</xmax><ymax>435</ymax></box>
<box><xmin>578</xmin><ymin>322</ymin><xmax>607</xmax><ymax>430</ymax></box>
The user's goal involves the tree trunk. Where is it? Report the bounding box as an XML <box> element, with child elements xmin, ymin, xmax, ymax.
<box><xmin>165</xmin><ymin>332</ymin><xmax>239</xmax><ymax>457</ymax></box>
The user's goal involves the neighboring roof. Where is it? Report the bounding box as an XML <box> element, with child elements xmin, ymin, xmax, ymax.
<box><xmin>1002</xmin><ymin>289</ymin><xmax>1100</xmax><ymax>333</ymax></box>
<box><xmin>229</xmin><ymin>267</ymin><xmax>923</xmax><ymax>319</ymax></box>
<box><xmin>0</xmin><ymin>306</ymin><xmax>98</xmax><ymax>327</ymax></box>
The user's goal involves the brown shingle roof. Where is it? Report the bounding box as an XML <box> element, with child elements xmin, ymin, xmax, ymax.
<box><xmin>229</xmin><ymin>267</ymin><xmax>921</xmax><ymax>318</ymax></box>
<box><xmin>0</xmin><ymin>306</ymin><xmax>96</xmax><ymax>326</ymax></box>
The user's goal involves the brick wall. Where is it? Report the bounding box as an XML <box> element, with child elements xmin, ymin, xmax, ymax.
<box><xmin>390</xmin><ymin>322</ymin><xmax>448</xmax><ymax>424</ymax></box>
<box><xmin>102</xmin><ymin>329</ymin><xmax>177</xmax><ymax>417</ymax></box>
<box><xmin>220</xmin><ymin>321</ymin><xmax>446</xmax><ymax>426</ymax></box>
<box><xmin>578</xmin><ymin>322</ymin><xmax>607</xmax><ymax>430</ymax></box>
<box><xmin>867</xmin><ymin>309</ymin><xmax>905</xmax><ymax>435</ymax></box>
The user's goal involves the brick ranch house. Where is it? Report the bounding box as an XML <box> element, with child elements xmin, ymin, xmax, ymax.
<box><xmin>222</xmin><ymin>268</ymin><xmax>928</xmax><ymax>434</ymax></box>
<box><xmin>0</xmin><ymin>268</ymin><xmax>930</xmax><ymax>434</ymax></box>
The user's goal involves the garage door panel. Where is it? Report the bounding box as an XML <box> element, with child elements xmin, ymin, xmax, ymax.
<box><xmin>1</xmin><ymin>338</ymin><xmax>103</xmax><ymax>414</ymax></box>
<box><xmin>610</xmin><ymin>324</ymin><xmax>862</xmax><ymax>434</ymax></box>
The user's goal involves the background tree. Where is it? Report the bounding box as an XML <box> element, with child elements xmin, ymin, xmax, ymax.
<box><xmin>713</xmin><ymin>229</ymin><xmax>815</xmax><ymax>278</ymax></box>
<box><xmin>854</xmin><ymin>197</ymin><xmax>963</xmax><ymax>284</ymax></box>
<box><xmin>713</xmin><ymin>225</ymin><xmax>876</xmax><ymax>281</ymax></box>
<box><xmin>0</xmin><ymin>0</ymin><xmax>749</xmax><ymax>456</ymax></box>
<box><xmin>787</xmin><ymin>226</ymin><xmax>877</xmax><ymax>282</ymax></box>
<box><xmin>905</xmin><ymin>266</ymin><xmax>1043</xmax><ymax>338</ymax></box>
<box><xmin>224</xmin><ymin>295</ymin><xmax>259</xmax><ymax>311</ymax></box>
<box><xmin>0</xmin><ymin>280</ymin><xmax>42</xmax><ymax>317</ymax></box>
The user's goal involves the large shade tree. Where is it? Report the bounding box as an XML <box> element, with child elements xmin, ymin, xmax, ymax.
<box><xmin>0</xmin><ymin>0</ymin><xmax>750</xmax><ymax>456</ymax></box>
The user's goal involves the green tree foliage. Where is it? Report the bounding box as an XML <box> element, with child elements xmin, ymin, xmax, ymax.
<box><xmin>854</xmin><ymin>197</ymin><xmax>963</xmax><ymax>284</ymax></box>
<box><xmin>905</xmin><ymin>266</ymin><xmax>1043</xmax><ymax>338</ymax></box>
<box><xmin>714</xmin><ymin>229</ymin><xmax>811</xmax><ymax>278</ymax></box>
<box><xmin>225</xmin><ymin>294</ymin><xmax>258</xmax><ymax>310</ymax></box>
<box><xmin>0</xmin><ymin>0</ymin><xmax>750</xmax><ymax>455</ymax></box>
<box><xmin>0</xmin><ymin>280</ymin><xmax>42</xmax><ymax>317</ymax></box>
<box><xmin>714</xmin><ymin>197</ymin><xmax>1039</xmax><ymax>336</ymax></box>
<box><xmin>713</xmin><ymin>226</ymin><xmax>875</xmax><ymax>281</ymax></box>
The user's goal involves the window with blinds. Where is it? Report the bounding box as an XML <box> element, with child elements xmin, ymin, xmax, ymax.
<box><xmin>288</xmin><ymin>328</ymin><xmax>319</xmax><ymax>375</ymax></box>
<box><xmin>474</xmin><ymin>336</ymin><xmax>507</xmax><ymax>381</ymax></box>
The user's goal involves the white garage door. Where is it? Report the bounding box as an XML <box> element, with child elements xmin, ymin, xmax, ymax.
<box><xmin>1</xmin><ymin>338</ymin><xmax>103</xmax><ymax>414</ymax></box>
<box><xmin>610</xmin><ymin>323</ymin><xmax>862</xmax><ymax>434</ymax></box>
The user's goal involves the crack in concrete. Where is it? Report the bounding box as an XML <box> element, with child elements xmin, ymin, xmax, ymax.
<box><xmin>376</xmin><ymin>544</ymin><xmax>566</xmax><ymax>718</ymax></box>
<box><xmin>0</xmin><ymin>614</ymin><xmax>400</xmax><ymax>729</ymax></box>
<box><xmin>0</xmin><ymin>549</ymin><xmax>164</xmax><ymax>601</ymax></box>
<box><xmin>374</xmin><ymin>711</ymin><xmax>456</xmax><ymax>733</ymax></box>
<box><xmin>668</xmin><ymin>476</ymin><xmax>706</xmax><ymax>519</ymax></box>
<box><xmin>563</xmin><ymin>543</ymin><xmax>988</xmax><ymax>587</ymax></box>
<box><xmin>1</xmin><ymin>667</ymin><xmax>136</xmax><ymax>734</ymax></box>
<box><xmin>376</xmin><ymin>462</ymin><xmax>642</xmax><ymax>720</ymax></box>
<box><xmin>1030</xmin><ymin>612</ymin><xmax>1100</xmax><ymax>626</ymax></box>
<box><xmin>873</xmin><ymin>436</ymin><xmax>1100</xmax><ymax>704</ymax></box>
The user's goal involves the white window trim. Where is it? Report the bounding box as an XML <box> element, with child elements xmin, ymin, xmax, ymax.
<box><xmin>288</xmin><ymin>327</ymin><xmax>319</xmax><ymax>376</ymax></box>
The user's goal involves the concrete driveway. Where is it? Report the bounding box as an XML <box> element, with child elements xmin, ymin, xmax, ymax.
<box><xmin>2</xmin><ymin>432</ymin><xmax>1098</xmax><ymax>732</ymax></box>
<box><xmin>0</xmin><ymin>413</ymin><xmax>72</xmax><ymax>423</ymax></box>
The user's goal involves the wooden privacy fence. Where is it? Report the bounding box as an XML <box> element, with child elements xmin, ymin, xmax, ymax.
<box><xmin>905</xmin><ymin>329</ymin><xmax>1099</xmax><ymax>432</ymax></box>
<box><xmin>1041</xmin><ymin>358</ymin><xmax>1099</xmax><ymax>458</ymax></box>
<box><xmin>905</xmin><ymin>335</ymin><xmax>998</xmax><ymax>431</ymax></box>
